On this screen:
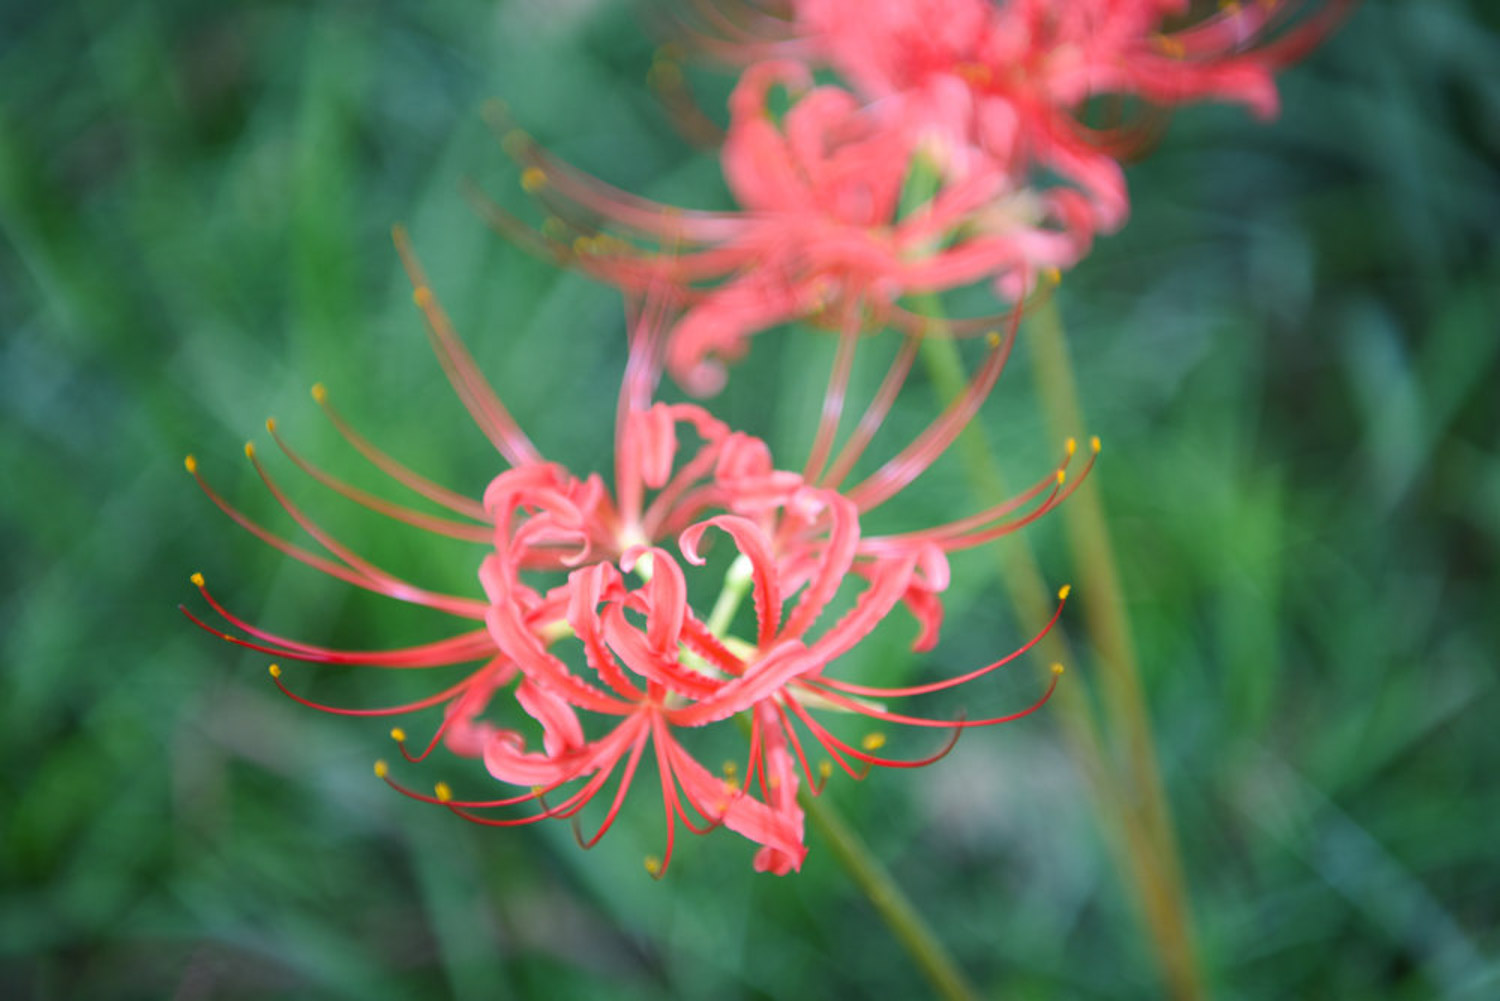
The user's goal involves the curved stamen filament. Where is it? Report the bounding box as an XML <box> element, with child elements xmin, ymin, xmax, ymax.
<box><xmin>310</xmin><ymin>384</ymin><xmax>487</xmax><ymax>521</ymax></box>
<box><xmin>267</xmin><ymin>662</ymin><xmax>479</xmax><ymax>717</ymax></box>
<box><xmin>802</xmin><ymin>313</ymin><xmax>862</xmax><ymax>483</ymax></box>
<box><xmin>186</xmin><ymin>456</ymin><xmax>484</xmax><ymax>621</ymax></box>
<box><xmin>392</xmin><ymin>226</ymin><xmax>542</xmax><ymax>469</ymax></box>
<box><xmin>846</xmin><ymin>313</ymin><xmax>1019</xmax><ymax>513</ymax></box>
<box><xmin>267</xmin><ymin>419</ymin><xmax>492</xmax><ymax>542</ymax></box>
<box><xmin>820</xmin><ymin>332</ymin><xmax>920</xmax><ymax>490</ymax></box>
<box><xmin>820</xmin><ymin>586</ymin><xmax>1069</xmax><ymax>699</ymax></box>
<box><xmin>185</xmin><ymin>574</ymin><xmax>494</xmax><ymax>666</ymax></box>
<box><xmin>804</xmin><ymin>665</ymin><xmax>1065</xmax><ymax>730</ymax></box>
<box><xmin>245</xmin><ymin>444</ymin><xmax>487</xmax><ymax>618</ymax></box>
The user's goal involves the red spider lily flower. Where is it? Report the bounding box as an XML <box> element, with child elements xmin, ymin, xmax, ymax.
<box><xmin>182</xmin><ymin>230</ymin><xmax>1090</xmax><ymax>873</ymax></box>
<box><xmin>665</xmin><ymin>0</ymin><xmax>1351</xmax><ymax>232</ymax></box>
<box><xmin>481</xmin><ymin>62</ymin><xmax>1092</xmax><ymax>396</ymax></box>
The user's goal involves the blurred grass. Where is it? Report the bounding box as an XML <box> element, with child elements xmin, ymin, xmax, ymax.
<box><xmin>3</xmin><ymin>1</ymin><xmax>1499</xmax><ymax>998</ymax></box>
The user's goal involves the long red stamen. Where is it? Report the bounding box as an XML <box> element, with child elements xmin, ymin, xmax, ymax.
<box><xmin>804</xmin><ymin>664</ymin><xmax>1065</xmax><ymax>729</ymax></box>
<box><xmin>185</xmin><ymin>456</ymin><xmax>485</xmax><ymax>621</ymax></box>
<box><xmin>573</xmin><ymin>724</ymin><xmax>653</xmax><ymax>849</ymax></box>
<box><xmin>816</xmin><ymin>586</ymin><xmax>1069</xmax><ymax>698</ymax></box>
<box><xmin>267</xmin><ymin>419</ymin><xmax>492</xmax><ymax>541</ymax></box>
<box><xmin>266</xmin><ymin>662</ymin><xmax>478</xmax><ymax>717</ymax></box>
<box><xmin>310</xmin><ymin>384</ymin><xmax>487</xmax><ymax>520</ymax></box>
<box><xmin>846</xmin><ymin>313</ymin><xmax>1019</xmax><ymax>513</ymax></box>
<box><xmin>802</xmin><ymin>313</ymin><xmax>861</xmax><ymax>483</ymax></box>
<box><xmin>392</xmin><ymin>226</ymin><xmax>542</xmax><ymax>469</ymax></box>
<box><xmin>820</xmin><ymin>332</ymin><xmax>920</xmax><ymax>490</ymax></box>
<box><xmin>245</xmin><ymin>444</ymin><xmax>487</xmax><ymax>618</ymax></box>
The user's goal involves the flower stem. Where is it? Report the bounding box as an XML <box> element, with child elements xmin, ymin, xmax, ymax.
<box><xmin>705</xmin><ymin>551</ymin><xmax>977</xmax><ymax>1000</ymax></box>
<box><xmin>915</xmin><ymin>309</ymin><xmax>1206</xmax><ymax>1001</ymax></box>
<box><xmin>802</xmin><ymin>789</ymin><xmax>980</xmax><ymax>1001</ymax></box>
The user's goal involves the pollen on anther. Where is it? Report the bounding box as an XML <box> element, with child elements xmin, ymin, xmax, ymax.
<box><xmin>1045</xmin><ymin>267</ymin><xmax>1062</xmax><ymax>285</ymax></box>
<box><xmin>1153</xmin><ymin>34</ymin><xmax>1186</xmax><ymax>57</ymax></box>
<box><xmin>434</xmin><ymin>782</ymin><xmax>453</xmax><ymax>803</ymax></box>
<box><xmin>374</xmin><ymin>760</ymin><xmax>390</xmax><ymax>779</ymax></box>
<box><xmin>265</xmin><ymin>418</ymin><xmax>277</xmax><ymax>433</ymax></box>
<box><xmin>311</xmin><ymin>383</ymin><xmax>328</xmax><ymax>403</ymax></box>
<box><xmin>721</xmin><ymin>760</ymin><xmax>738</xmax><ymax>778</ymax></box>
<box><xmin>818</xmin><ymin>761</ymin><xmax>833</xmax><ymax>780</ymax></box>
<box><xmin>190</xmin><ymin>572</ymin><xmax>205</xmax><ymax>588</ymax></box>
<box><xmin>243</xmin><ymin>442</ymin><xmax>256</xmax><ymax>459</ymax></box>
<box><xmin>520</xmin><ymin>167</ymin><xmax>547</xmax><ymax>193</ymax></box>
<box><xmin>861</xmin><ymin>733</ymin><xmax>887</xmax><ymax>752</ymax></box>
<box><xmin>1066</xmin><ymin>437</ymin><xmax>1077</xmax><ymax>457</ymax></box>
<box><xmin>390</xmin><ymin>727</ymin><xmax>406</xmax><ymax>743</ymax></box>
<box><xmin>412</xmin><ymin>286</ymin><xmax>434</xmax><ymax>309</ymax></box>
<box><xmin>986</xmin><ymin>330</ymin><xmax>1002</xmax><ymax>347</ymax></box>
<box><xmin>1058</xmin><ymin>584</ymin><xmax>1072</xmax><ymax>601</ymax></box>
<box><xmin>184</xmin><ymin>455</ymin><xmax>198</xmax><ymax>473</ymax></box>
<box><xmin>643</xmin><ymin>856</ymin><xmax>662</xmax><ymax>876</ymax></box>
<box><xmin>1057</xmin><ymin>469</ymin><xmax>1067</xmax><ymax>486</ymax></box>
<box><xmin>1090</xmin><ymin>436</ymin><xmax>1102</xmax><ymax>453</ymax></box>
<box><xmin>1051</xmin><ymin>663</ymin><xmax>1066</xmax><ymax>676</ymax></box>
<box><xmin>268</xmin><ymin>663</ymin><xmax>282</xmax><ymax>679</ymax></box>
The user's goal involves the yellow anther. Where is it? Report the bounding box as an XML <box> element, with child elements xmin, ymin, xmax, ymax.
<box><xmin>1057</xmin><ymin>469</ymin><xmax>1067</xmax><ymax>486</ymax></box>
<box><xmin>1058</xmin><ymin>584</ymin><xmax>1072</xmax><ymax>601</ymax></box>
<box><xmin>520</xmin><ymin>167</ymin><xmax>547</xmax><ymax>193</ymax></box>
<box><xmin>374</xmin><ymin>759</ymin><xmax>389</xmax><ymax>778</ymax></box>
<box><xmin>190</xmin><ymin>572</ymin><xmax>205</xmax><ymax>588</ymax></box>
<box><xmin>1045</xmin><ymin>267</ymin><xmax>1062</xmax><ymax>285</ymax></box>
<box><xmin>434</xmin><ymin>782</ymin><xmax>453</xmax><ymax>803</ymax></box>
<box><xmin>643</xmin><ymin>856</ymin><xmax>662</xmax><ymax>876</ymax></box>
<box><xmin>184</xmin><ymin>454</ymin><xmax>197</xmax><ymax>473</ymax></box>
<box><xmin>818</xmin><ymin>761</ymin><xmax>833</xmax><ymax>780</ymax></box>
<box><xmin>986</xmin><ymin>330</ymin><xmax>1002</xmax><ymax>347</ymax></box>
<box><xmin>956</xmin><ymin>62</ymin><xmax>992</xmax><ymax>85</ymax></box>
<box><xmin>530</xmin><ymin>785</ymin><xmax>545</xmax><ymax>797</ymax></box>
<box><xmin>268</xmin><ymin>663</ymin><xmax>282</xmax><ymax>678</ymax></box>
<box><xmin>649</xmin><ymin>61</ymin><xmax>682</xmax><ymax>88</ymax></box>
<box><xmin>243</xmin><ymin>441</ymin><xmax>256</xmax><ymax>459</ymax></box>
<box><xmin>1066</xmin><ymin>437</ymin><xmax>1077</xmax><ymax>457</ymax></box>
<box><xmin>861</xmin><ymin>733</ymin><xmax>887</xmax><ymax>752</ymax></box>
<box><xmin>572</xmin><ymin>236</ymin><xmax>593</xmax><ymax>256</ymax></box>
<box><xmin>311</xmin><ymin>383</ymin><xmax>328</xmax><ymax>403</ymax></box>
<box><xmin>412</xmin><ymin>286</ymin><xmax>434</xmax><ymax>309</ymax></box>
<box><xmin>265</xmin><ymin>418</ymin><xmax>277</xmax><ymax>433</ymax></box>
<box><xmin>1051</xmin><ymin>663</ymin><xmax>1066</xmax><ymax>676</ymax></box>
<box><xmin>1154</xmin><ymin>34</ymin><xmax>1186</xmax><ymax>57</ymax></box>
<box><xmin>1090</xmin><ymin>435</ymin><xmax>1102</xmax><ymax>453</ymax></box>
<box><xmin>390</xmin><ymin>727</ymin><xmax>406</xmax><ymax>743</ymax></box>
<box><xmin>722</xmin><ymin>760</ymin><xmax>738</xmax><ymax>777</ymax></box>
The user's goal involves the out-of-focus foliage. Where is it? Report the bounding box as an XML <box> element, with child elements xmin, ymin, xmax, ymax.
<box><xmin>2</xmin><ymin>1</ymin><xmax>1496</xmax><ymax>998</ymax></box>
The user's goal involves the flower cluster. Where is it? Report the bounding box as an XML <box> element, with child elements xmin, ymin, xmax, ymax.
<box><xmin>185</xmin><ymin>0</ymin><xmax>1336</xmax><ymax>873</ymax></box>
<box><xmin>486</xmin><ymin>0</ymin><xmax>1346</xmax><ymax>392</ymax></box>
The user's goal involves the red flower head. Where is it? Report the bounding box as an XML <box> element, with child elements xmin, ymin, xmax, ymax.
<box><xmin>486</xmin><ymin>62</ymin><xmax>1091</xmax><ymax>396</ymax></box>
<box><xmin>667</xmin><ymin>0</ymin><xmax>1352</xmax><ymax>236</ymax></box>
<box><xmin>183</xmin><ymin>230</ymin><xmax>1092</xmax><ymax>874</ymax></box>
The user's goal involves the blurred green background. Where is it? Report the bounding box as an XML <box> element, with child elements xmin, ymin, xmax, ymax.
<box><xmin>2</xmin><ymin>1</ymin><xmax>1497</xmax><ymax>998</ymax></box>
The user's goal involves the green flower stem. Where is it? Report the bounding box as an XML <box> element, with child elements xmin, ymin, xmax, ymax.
<box><xmin>916</xmin><ymin>312</ymin><xmax>1206</xmax><ymax>1001</ymax></box>
<box><xmin>705</xmin><ymin>555</ymin><xmax>977</xmax><ymax>1000</ymax></box>
<box><xmin>801</xmin><ymin>789</ymin><xmax>980</xmax><ymax>1001</ymax></box>
<box><xmin>1022</xmin><ymin>298</ymin><xmax>1201</xmax><ymax>1000</ymax></box>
